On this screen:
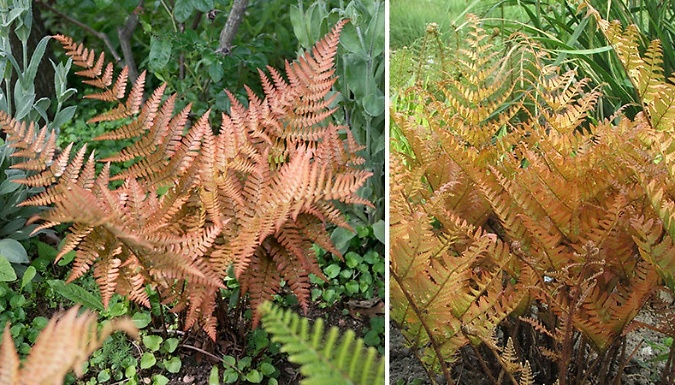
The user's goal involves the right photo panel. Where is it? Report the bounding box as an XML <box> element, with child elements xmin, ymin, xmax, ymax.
<box><xmin>388</xmin><ymin>1</ymin><xmax>675</xmax><ymax>384</ymax></box>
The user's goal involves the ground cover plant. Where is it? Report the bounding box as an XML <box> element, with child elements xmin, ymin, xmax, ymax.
<box><xmin>0</xmin><ymin>1</ymin><xmax>384</xmax><ymax>383</ymax></box>
<box><xmin>390</xmin><ymin>1</ymin><xmax>675</xmax><ymax>384</ymax></box>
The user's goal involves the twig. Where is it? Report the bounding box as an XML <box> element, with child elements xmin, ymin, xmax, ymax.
<box><xmin>190</xmin><ymin>11</ymin><xmax>203</xmax><ymax>30</ymax></box>
<box><xmin>36</xmin><ymin>1</ymin><xmax>122</xmax><ymax>64</ymax></box>
<box><xmin>217</xmin><ymin>0</ymin><xmax>248</xmax><ymax>55</ymax></box>
<box><xmin>614</xmin><ymin>338</ymin><xmax>642</xmax><ymax>385</ymax></box>
<box><xmin>179</xmin><ymin>343</ymin><xmax>224</xmax><ymax>363</ymax></box>
<box><xmin>660</xmin><ymin>341</ymin><xmax>675</xmax><ymax>385</ymax></box>
<box><xmin>118</xmin><ymin>2</ymin><xmax>142</xmax><ymax>83</ymax></box>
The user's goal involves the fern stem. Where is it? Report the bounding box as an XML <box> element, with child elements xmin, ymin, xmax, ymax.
<box><xmin>574</xmin><ymin>335</ymin><xmax>586</xmax><ymax>384</ymax></box>
<box><xmin>415</xmin><ymin>28</ymin><xmax>430</xmax><ymax>85</ymax></box>
<box><xmin>659</xmin><ymin>340</ymin><xmax>675</xmax><ymax>385</ymax></box>
<box><xmin>467</xmin><ymin>341</ymin><xmax>500</xmax><ymax>384</ymax></box>
<box><xmin>477</xmin><ymin>335</ymin><xmax>518</xmax><ymax>385</ymax></box>
<box><xmin>159</xmin><ymin>0</ymin><xmax>178</xmax><ymax>33</ymax></box>
<box><xmin>391</xmin><ymin>270</ymin><xmax>456</xmax><ymax>385</ymax></box>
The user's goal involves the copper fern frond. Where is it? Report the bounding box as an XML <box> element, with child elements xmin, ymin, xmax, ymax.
<box><xmin>2</xmin><ymin>20</ymin><xmax>370</xmax><ymax>338</ymax></box>
<box><xmin>391</xmin><ymin>11</ymin><xmax>675</xmax><ymax>383</ymax></box>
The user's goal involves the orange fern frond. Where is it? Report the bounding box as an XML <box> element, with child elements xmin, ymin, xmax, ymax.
<box><xmin>241</xmin><ymin>244</ymin><xmax>282</xmax><ymax>328</ymax></box>
<box><xmin>2</xmin><ymin>20</ymin><xmax>370</xmax><ymax>339</ymax></box>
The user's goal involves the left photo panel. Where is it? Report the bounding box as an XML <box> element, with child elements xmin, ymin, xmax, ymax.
<box><xmin>0</xmin><ymin>1</ymin><xmax>385</xmax><ymax>384</ymax></box>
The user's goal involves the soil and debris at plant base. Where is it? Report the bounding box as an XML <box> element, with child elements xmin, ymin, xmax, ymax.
<box><xmin>389</xmin><ymin>305</ymin><xmax>669</xmax><ymax>385</ymax></box>
<box><xmin>152</xmin><ymin>301</ymin><xmax>380</xmax><ymax>385</ymax></box>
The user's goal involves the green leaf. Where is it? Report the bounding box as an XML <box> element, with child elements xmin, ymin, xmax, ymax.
<box><xmin>163</xmin><ymin>356</ymin><xmax>182</xmax><ymax>373</ymax></box>
<box><xmin>342</xmin><ymin>53</ymin><xmax>371</xmax><ymax>98</ymax></box>
<box><xmin>125</xmin><ymin>365</ymin><xmax>137</xmax><ymax>379</ymax></box>
<box><xmin>47</xmin><ymin>280</ymin><xmax>104</xmax><ymax>311</ymax></box>
<box><xmin>222</xmin><ymin>368</ymin><xmax>239</xmax><ymax>383</ymax></box>
<box><xmin>340</xmin><ymin>268</ymin><xmax>353</xmax><ymax>279</ymax></box>
<box><xmin>363</xmin><ymin>329</ymin><xmax>380</xmax><ymax>346</ymax></box>
<box><xmin>131</xmin><ymin>311</ymin><xmax>152</xmax><ymax>329</ymax></box>
<box><xmin>363</xmin><ymin>249</ymin><xmax>380</xmax><ymax>265</ymax></box>
<box><xmin>152</xmin><ymin>374</ymin><xmax>169</xmax><ymax>385</ymax></box>
<box><xmin>306</xmin><ymin>2</ymin><xmax>327</xmax><ymax>45</ymax></box>
<box><xmin>50</xmin><ymin>105</ymin><xmax>76</xmax><ymax>130</ymax></box>
<box><xmin>324</xmin><ymin>264</ymin><xmax>341</xmax><ymax>279</ymax></box>
<box><xmin>193</xmin><ymin>0</ymin><xmax>214</xmax><ymax>12</ymax></box>
<box><xmin>259</xmin><ymin>302</ymin><xmax>385</xmax><ymax>385</ymax></box>
<box><xmin>340</xmin><ymin>24</ymin><xmax>366</xmax><ymax>55</ymax></box>
<box><xmin>32</xmin><ymin>316</ymin><xmax>48</xmax><ymax>330</ymax></box>
<box><xmin>365</xmin><ymin>4</ymin><xmax>385</xmax><ymax>57</ymax></box>
<box><xmin>140</xmin><ymin>352</ymin><xmax>156</xmax><ymax>369</ymax></box>
<box><xmin>362</xmin><ymin>93</ymin><xmax>385</xmax><ymax>117</ymax></box>
<box><xmin>222</xmin><ymin>355</ymin><xmax>236</xmax><ymax>367</ymax></box>
<box><xmin>345</xmin><ymin>252</ymin><xmax>362</xmax><ymax>268</ymax></box>
<box><xmin>0</xmin><ymin>239</ymin><xmax>28</xmax><ymax>264</ymax></box>
<box><xmin>209</xmin><ymin>367</ymin><xmax>219</xmax><ymax>385</ymax></box>
<box><xmin>37</xmin><ymin>241</ymin><xmax>57</xmax><ymax>260</ymax></box>
<box><xmin>372</xmin><ymin>220</ymin><xmax>385</xmax><ymax>244</ymax></box>
<box><xmin>106</xmin><ymin>301</ymin><xmax>127</xmax><ymax>317</ymax></box>
<box><xmin>330</xmin><ymin>227</ymin><xmax>356</xmax><ymax>255</ymax></box>
<box><xmin>237</xmin><ymin>356</ymin><xmax>252</xmax><ymax>370</ymax></box>
<box><xmin>93</xmin><ymin>0</ymin><xmax>114</xmax><ymax>10</ymax></box>
<box><xmin>290</xmin><ymin>5</ymin><xmax>309</xmax><ymax>48</ymax></box>
<box><xmin>554</xmin><ymin>46</ymin><xmax>613</xmax><ymax>55</ymax></box>
<box><xmin>149</xmin><ymin>36</ymin><xmax>173</xmax><ymax>72</ymax></box>
<box><xmin>20</xmin><ymin>265</ymin><xmax>35</xmax><ymax>289</ymax></box>
<box><xmin>23</xmin><ymin>36</ymin><xmax>52</xmax><ymax>87</ymax></box>
<box><xmin>13</xmin><ymin>87</ymin><xmax>35</xmax><ymax>121</ymax></box>
<box><xmin>173</xmin><ymin>0</ymin><xmax>194</xmax><ymax>23</ymax></box>
<box><xmin>0</xmin><ymin>257</ymin><xmax>17</xmax><ymax>282</ymax></box>
<box><xmin>9</xmin><ymin>294</ymin><xmax>26</xmax><ymax>308</ymax></box>
<box><xmin>322</xmin><ymin>288</ymin><xmax>338</xmax><ymax>304</ymax></box>
<box><xmin>209</xmin><ymin>61</ymin><xmax>224</xmax><ymax>83</ymax></box>
<box><xmin>356</xmin><ymin>225</ymin><xmax>370</xmax><ymax>238</ymax></box>
<box><xmin>33</xmin><ymin>97</ymin><xmax>51</xmax><ymax>122</ymax></box>
<box><xmin>97</xmin><ymin>369</ymin><xmax>111</xmax><ymax>383</ymax></box>
<box><xmin>259</xmin><ymin>362</ymin><xmax>275</xmax><ymax>376</ymax></box>
<box><xmin>246</xmin><ymin>369</ymin><xmax>263</xmax><ymax>383</ymax></box>
<box><xmin>143</xmin><ymin>335</ymin><xmax>163</xmax><ymax>351</ymax></box>
<box><xmin>163</xmin><ymin>337</ymin><xmax>179</xmax><ymax>353</ymax></box>
<box><xmin>345</xmin><ymin>280</ymin><xmax>359</xmax><ymax>295</ymax></box>
<box><xmin>0</xmin><ymin>178</ymin><xmax>21</xmax><ymax>194</ymax></box>
<box><xmin>56</xmin><ymin>250</ymin><xmax>76</xmax><ymax>266</ymax></box>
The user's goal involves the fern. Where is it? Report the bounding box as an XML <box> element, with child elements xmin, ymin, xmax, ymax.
<box><xmin>391</xmin><ymin>10</ymin><xmax>675</xmax><ymax>385</ymax></box>
<box><xmin>0</xmin><ymin>306</ymin><xmax>137</xmax><ymax>385</ymax></box>
<box><xmin>258</xmin><ymin>301</ymin><xmax>384</xmax><ymax>385</ymax></box>
<box><xmin>1</xmin><ymin>20</ymin><xmax>372</xmax><ymax>338</ymax></box>
<box><xmin>581</xmin><ymin>3</ymin><xmax>675</xmax><ymax>292</ymax></box>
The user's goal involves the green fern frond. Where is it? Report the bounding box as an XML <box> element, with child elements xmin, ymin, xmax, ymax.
<box><xmin>259</xmin><ymin>301</ymin><xmax>384</xmax><ymax>385</ymax></box>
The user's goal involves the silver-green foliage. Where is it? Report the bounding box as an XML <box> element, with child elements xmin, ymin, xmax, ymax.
<box><xmin>0</xmin><ymin>0</ymin><xmax>76</xmax><ymax>280</ymax></box>
<box><xmin>260</xmin><ymin>301</ymin><xmax>384</xmax><ymax>385</ymax></box>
